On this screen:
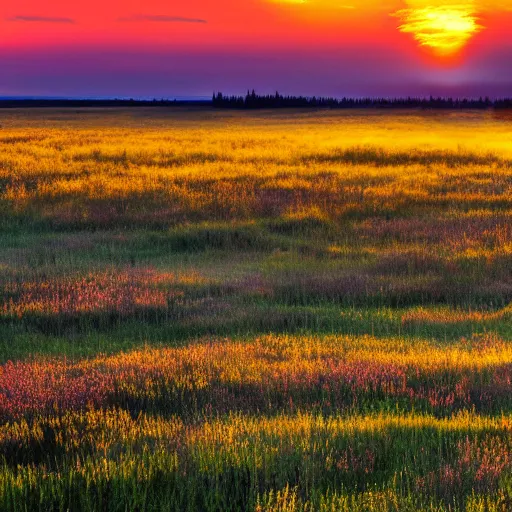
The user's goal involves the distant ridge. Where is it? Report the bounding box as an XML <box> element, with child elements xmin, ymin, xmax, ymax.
<box><xmin>0</xmin><ymin>98</ymin><xmax>211</xmax><ymax>108</ymax></box>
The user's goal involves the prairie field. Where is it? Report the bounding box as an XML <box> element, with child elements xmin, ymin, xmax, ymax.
<box><xmin>0</xmin><ymin>107</ymin><xmax>512</xmax><ymax>511</ymax></box>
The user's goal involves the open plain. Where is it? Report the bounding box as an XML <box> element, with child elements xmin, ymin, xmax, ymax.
<box><xmin>0</xmin><ymin>108</ymin><xmax>511</xmax><ymax>510</ymax></box>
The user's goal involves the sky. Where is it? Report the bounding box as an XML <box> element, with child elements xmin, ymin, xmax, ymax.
<box><xmin>1</xmin><ymin>0</ymin><xmax>511</xmax><ymax>98</ymax></box>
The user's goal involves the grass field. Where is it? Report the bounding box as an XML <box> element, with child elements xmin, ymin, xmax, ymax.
<box><xmin>0</xmin><ymin>107</ymin><xmax>511</xmax><ymax>511</ymax></box>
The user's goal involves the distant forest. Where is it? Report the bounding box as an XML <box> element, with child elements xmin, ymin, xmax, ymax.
<box><xmin>0</xmin><ymin>93</ymin><xmax>511</xmax><ymax>109</ymax></box>
<box><xmin>213</xmin><ymin>90</ymin><xmax>512</xmax><ymax>109</ymax></box>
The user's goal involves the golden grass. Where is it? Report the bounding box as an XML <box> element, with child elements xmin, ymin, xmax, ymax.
<box><xmin>0</xmin><ymin>108</ymin><xmax>511</xmax><ymax>510</ymax></box>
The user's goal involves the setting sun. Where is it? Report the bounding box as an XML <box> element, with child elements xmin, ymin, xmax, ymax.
<box><xmin>1</xmin><ymin>0</ymin><xmax>511</xmax><ymax>96</ymax></box>
<box><xmin>394</xmin><ymin>4</ymin><xmax>483</xmax><ymax>56</ymax></box>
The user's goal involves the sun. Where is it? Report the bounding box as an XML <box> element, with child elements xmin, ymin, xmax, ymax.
<box><xmin>394</xmin><ymin>4</ymin><xmax>484</xmax><ymax>57</ymax></box>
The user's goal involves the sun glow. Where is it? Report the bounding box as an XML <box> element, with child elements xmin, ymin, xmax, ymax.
<box><xmin>264</xmin><ymin>0</ymin><xmax>510</xmax><ymax>58</ymax></box>
<box><xmin>394</xmin><ymin>4</ymin><xmax>483</xmax><ymax>56</ymax></box>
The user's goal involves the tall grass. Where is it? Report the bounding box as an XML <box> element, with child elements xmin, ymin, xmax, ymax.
<box><xmin>0</xmin><ymin>108</ymin><xmax>511</xmax><ymax>510</ymax></box>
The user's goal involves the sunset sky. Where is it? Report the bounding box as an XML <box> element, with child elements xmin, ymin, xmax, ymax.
<box><xmin>1</xmin><ymin>0</ymin><xmax>511</xmax><ymax>98</ymax></box>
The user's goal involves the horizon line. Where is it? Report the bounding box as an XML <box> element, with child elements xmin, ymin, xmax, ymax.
<box><xmin>2</xmin><ymin>94</ymin><xmax>512</xmax><ymax>102</ymax></box>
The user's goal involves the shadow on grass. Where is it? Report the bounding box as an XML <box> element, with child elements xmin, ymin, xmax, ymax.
<box><xmin>1</xmin><ymin>301</ymin><xmax>510</xmax><ymax>362</ymax></box>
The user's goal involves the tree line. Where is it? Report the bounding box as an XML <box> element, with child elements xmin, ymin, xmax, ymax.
<box><xmin>0</xmin><ymin>93</ymin><xmax>510</xmax><ymax>110</ymax></box>
<box><xmin>213</xmin><ymin>90</ymin><xmax>512</xmax><ymax>109</ymax></box>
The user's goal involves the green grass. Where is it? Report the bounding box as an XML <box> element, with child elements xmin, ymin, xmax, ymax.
<box><xmin>0</xmin><ymin>108</ymin><xmax>511</xmax><ymax>510</ymax></box>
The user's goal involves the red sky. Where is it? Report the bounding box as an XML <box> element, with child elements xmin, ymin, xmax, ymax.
<box><xmin>1</xmin><ymin>0</ymin><xmax>511</xmax><ymax>97</ymax></box>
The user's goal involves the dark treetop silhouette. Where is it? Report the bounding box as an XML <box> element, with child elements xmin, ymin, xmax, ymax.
<box><xmin>0</xmin><ymin>92</ymin><xmax>511</xmax><ymax>109</ymax></box>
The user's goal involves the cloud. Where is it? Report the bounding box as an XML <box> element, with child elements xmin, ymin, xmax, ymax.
<box><xmin>7</xmin><ymin>15</ymin><xmax>75</xmax><ymax>24</ymax></box>
<box><xmin>118</xmin><ymin>15</ymin><xmax>207</xmax><ymax>24</ymax></box>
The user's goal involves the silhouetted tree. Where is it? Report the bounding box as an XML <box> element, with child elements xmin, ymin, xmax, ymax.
<box><xmin>210</xmin><ymin>91</ymin><xmax>512</xmax><ymax>110</ymax></box>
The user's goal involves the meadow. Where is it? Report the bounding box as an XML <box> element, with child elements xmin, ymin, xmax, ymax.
<box><xmin>0</xmin><ymin>107</ymin><xmax>511</xmax><ymax>511</ymax></box>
